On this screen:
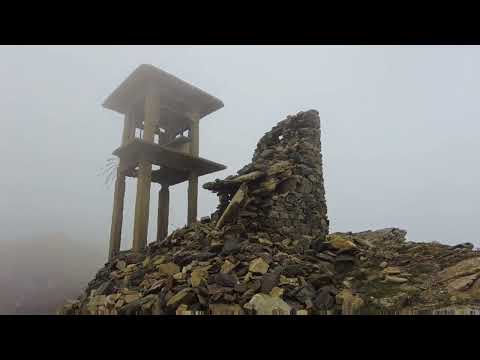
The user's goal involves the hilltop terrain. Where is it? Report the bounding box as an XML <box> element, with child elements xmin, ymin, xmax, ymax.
<box><xmin>60</xmin><ymin>111</ymin><xmax>480</xmax><ymax>315</ymax></box>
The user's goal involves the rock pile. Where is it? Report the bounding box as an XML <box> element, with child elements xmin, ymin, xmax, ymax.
<box><xmin>204</xmin><ymin>109</ymin><xmax>329</xmax><ymax>248</ymax></box>
<box><xmin>60</xmin><ymin>225</ymin><xmax>480</xmax><ymax>315</ymax></box>
<box><xmin>60</xmin><ymin>110</ymin><xmax>480</xmax><ymax>315</ymax></box>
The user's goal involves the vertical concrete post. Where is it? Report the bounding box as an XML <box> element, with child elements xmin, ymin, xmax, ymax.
<box><xmin>157</xmin><ymin>184</ymin><xmax>170</xmax><ymax>241</ymax></box>
<box><xmin>132</xmin><ymin>92</ymin><xmax>158</xmax><ymax>253</ymax></box>
<box><xmin>187</xmin><ymin>116</ymin><xmax>199</xmax><ymax>225</ymax></box>
<box><xmin>108</xmin><ymin>113</ymin><xmax>134</xmax><ymax>261</ymax></box>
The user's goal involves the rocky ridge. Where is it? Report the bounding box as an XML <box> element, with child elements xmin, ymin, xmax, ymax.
<box><xmin>60</xmin><ymin>110</ymin><xmax>480</xmax><ymax>315</ymax></box>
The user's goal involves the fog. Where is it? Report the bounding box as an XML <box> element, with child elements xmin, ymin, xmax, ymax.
<box><xmin>1</xmin><ymin>45</ymin><xmax>479</xmax><ymax>313</ymax></box>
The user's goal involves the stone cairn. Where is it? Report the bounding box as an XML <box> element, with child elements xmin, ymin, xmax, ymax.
<box><xmin>60</xmin><ymin>110</ymin><xmax>480</xmax><ymax>315</ymax></box>
<box><xmin>204</xmin><ymin>108</ymin><xmax>329</xmax><ymax>251</ymax></box>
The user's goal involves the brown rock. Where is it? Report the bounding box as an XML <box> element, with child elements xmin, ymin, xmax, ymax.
<box><xmin>336</xmin><ymin>289</ymin><xmax>364</xmax><ymax>315</ymax></box>
<box><xmin>209</xmin><ymin>303</ymin><xmax>244</xmax><ymax>315</ymax></box>
<box><xmin>383</xmin><ymin>266</ymin><xmax>402</xmax><ymax>275</ymax></box>
<box><xmin>215</xmin><ymin>272</ymin><xmax>238</xmax><ymax>287</ymax></box>
<box><xmin>437</xmin><ymin>257</ymin><xmax>480</xmax><ymax>283</ymax></box>
<box><xmin>326</xmin><ymin>235</ymin><xmax>358</xmax><ymax>253</ymax></box>
<box><xmin>166</xmin><ymin>289</ymin><xmax>193</xmax><ymax>307</ymax></box>
<box><xmin>216</xmin><ymin>183</ymin><xmax>248</xmax><ymax>229</ymax></box>
<box><xmin>191</xmin><ymin>268</ymin><xmax>209</xmax><ymax>287</ymax></box>
<box><xmin>279</xmin><ymin>275</ymin><xmax>299</xmax><ymax>287</ymax></box>
<box><xmin>124</xmin><ymin>293</ymin><xmax>141</xmax><ymax>304</ymax></box>
<box><xmin>385</xmin><ymin>275</ymin><xmax>409</xmax><ymax>284</ymax></box>
<box><xmin>270</xmin><ymin>287</ymin><xmax>284</xmax><ymax>298</ymax></box>
<box><xmin>221</xmin><ymin>260</ymin><xmax>236</xmax><ymax>273</ymax></box>
<box><xmin>447</xmin><ymin>274</ymin><xmax>479</xmax><ymax>292</ymax></box>
<box><xmin>157</xmin><ymin>262</ymin><xmax>180</xmax><ymax>275</ymax></box>
<box><xmin>244</xmin><ymin>294</ymin><xmax>292</xmax><ymax>315</ymax></box>
<box><xmin>249</xmin><ymin>258</ymin><xmax>269</xmax><ymax>274</ymax></box>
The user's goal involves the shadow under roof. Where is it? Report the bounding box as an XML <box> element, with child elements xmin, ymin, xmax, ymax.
<box><xmin>113</xmin><ymin>138</ymin><xmax>226</xmax><ymax>176</ymax></box>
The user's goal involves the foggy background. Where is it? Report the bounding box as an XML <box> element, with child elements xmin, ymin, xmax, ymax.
<box><xmin>0</xmin><ymin>45</ymin><xmax>479</xmax><ymax>314</ymax></box>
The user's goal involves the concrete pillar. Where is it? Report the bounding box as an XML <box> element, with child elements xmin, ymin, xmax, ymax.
<box><xmin>157</xmin><ymin>184</ymin><xmax>170</xmax><ymax>241</ymax></box>
<box><xmin>187</xmin><ymin>117</ymin><xmax>199</xmax><ymax>225</ymax></box>
<box><xmin>108</xmin><ymin>114</ymin><xmax>135</xmax><ymax>261</ymax></box>
<box><xmin>132</xmin><ymin>93</ymin><xmax>158</xmax><ymax>253</ymax></box>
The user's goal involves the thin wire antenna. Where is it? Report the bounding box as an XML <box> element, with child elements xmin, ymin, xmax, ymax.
<box><xmin>98</xmin><ymin>156</ymin><xmax>120</xmax><ymax>189</ymax></box>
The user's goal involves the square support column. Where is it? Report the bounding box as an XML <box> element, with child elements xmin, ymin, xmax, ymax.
<box><xmin>109</xmin><ymin>175</ymin><xmax>125</xmax><ymax>260</ymax></box>
<box><xmin>187</xmin><ymin>117</ymin><xmax>199</xmax><ymax>225</ymax></box>
<box><xmin>157</xmin><ymin>185</ymin><xmax>170</xmax><ymax>241</ymax></box>
<box><xmin>132</xmin><ymin>92</ymin><xmax>158</xmax><ymax>253</ymax></box>
<box><xmin>187</xmin><ymin>174</ymin><xmax>198</xmax><ymax>226</ymax></box>
<box><xmin>108</xmin><ymin>114</ymin><xmax>135</xmax><ymax>261</ymax></box>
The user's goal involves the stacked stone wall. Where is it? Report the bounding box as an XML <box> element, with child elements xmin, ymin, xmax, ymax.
<box><xmin>205</xmin><ymin>109</ymin><xmax>329</xmax><ymax>250</ymax></box>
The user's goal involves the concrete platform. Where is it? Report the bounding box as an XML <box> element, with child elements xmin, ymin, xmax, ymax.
<box><xmin>113</xmin><ymin>138</ymin><xmax>226</xmax><ymax>186</ymax></box>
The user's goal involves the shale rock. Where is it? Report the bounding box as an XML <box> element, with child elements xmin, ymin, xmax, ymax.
<box><xmin>59</xmin><ymin>110</ymin><xmax>480</xmax><ymax>316</ymax></box>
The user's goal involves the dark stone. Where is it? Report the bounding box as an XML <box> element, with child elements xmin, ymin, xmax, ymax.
<box><xmin>221</xmin><ymin>235</ymin><xmax>241</xmax><ymax>255</ymax></box>
<box><xmin>295</xmin><ymin>285</ymin><xmax>316</xmax><ymax>304</ymax></box>
<box><xmin>308</xmin><ymin>273</ymin><xmax>333</xmax><ymax>289</ymax></box>
<box><xmin>237</xmin><ymin>163</ymin><xmax>255</xmax><ymax>175</ymax></box>
<box><xmin>223</xmin><ymin>293</ymin><xmax>236</xmax><ymax>302</ymax></box>
<box><xmin>209</xmin><ymin>242</ymin><xmax>224</xmax><ymax>253</ymax></box>
<box><xmin>94</xmin><ymin>280</ymin><xmax>113</xmax><ymax>296</ymax></box>
<box><xmin>290</xmin><ymin>153</ymin><xmax>302</xmax><ymax>163</ymax></box>
<box><xmin>199</xmin><ymin>234</ymin><xmax>210</xmax><ymax>248</ymax></box>
<box><xmin>312</xmin><ymin>239</ymin><xmax>328</xmax><ymax>252</ymax></box>
<box><xmin>234</xmin><ymin>283</ymin><xmax>247</xmax><ymax>293</ymax></box>
<box><xmin>118</xmin><ymin>294</ymin><xmax>159</xmax><ymax>315</ymax></box>
<box><xmin>240</xmin><ymin>288</ymin><xmax>257</xmax><ymax>303</ymax></box>
<box><xmin>284</xmin><ymin>193</ymin><xmax>297</xmax><ymax>204</ymax></box>
<box><xmin>125</xmin><ymin>252</ymin><xmax>145</xmax><ymax>265</ymax></box>
<box><xmin>197</xmin><ymin>286</ymin><xmax>209</xmax><ymax>298</ymax></box>
<box><xmin>262</xmin><ymin>199</ymin><xmax>274</xmax><ymax>207</ymax></box>
<box><xmin>297</xmin><ymin>164</ymin><xmax>313</xmax><ymax>176</ymax></box>
<box><xmin>334</xmin><ymin>260</ymin><xmax>355</xmax><ymax>273</ymax></box>
<box><xmin>242</xmin><ymin>243</ymin><xmax>264</xmax><ymax>254</ymax></box>
<box><xmin>173</xmin><ymin>254</ymin><xmax>191</xmax><ymax>267</ymax></box>
<box><xmin>193</xmin><ymin>252</ymin><xmax>216</xmax><ymax>261</ymax></box>
<box><xmin>249</xmin><ymin>279</ymin><xmax>262</xmax><ymax>292</ymax></box>
<box><xmin>197</xmin><ymin>294</ymin><xmax>208</xmax><ymax>306</ymax></box>
<box><xmin>207</xmin><ymin>275</ymin><xmax>216</xmax><ymax>285</ymax></box>
<box><xmin>313</xmin><ymin>289</ymin><xmax>335</xmax><ymax>310</ymax></box>
<box><xmin>210</xmin><ymin>293</ymin><xmax>223</xmax><ymax>302</ymax></box>
<box><xmin>282</xmin><ymin>264</ymin><xmax>305</xmax><ymax>277</ymax></box>
<box><xmin>452</xmin><ymin>243</ymin><xmax>474</xmax><ymax>250</ymax></box>
<box><xmin>278</xmin><ymin>178</ymin><xmax>297</xmax><ymax>194</ymax></box>
<box><xmin>302</xmin><ymin>255</ymin><xmax>319</xmax><ymax>263</ymax></box>
<box><xmin>190</xmin><ymin>302</ymin><xmax>203</xmax><ymax>311</ymax></box>
<box><xmin>207</xmin><ymin>285</ymin><xmax>233</xmax><ymax>296</ymax></box>
<box><xmin>260</xmin><ymin>149</ymin><xmax>275</xmax><ymax>159</ymax></box>
<box><xmin>235</xmin><ymin>265</ymin><xmax>249</xmax><ymax>277</ymax></box>
<box><xmin>215</xmin><ymin>273</ymin><xmax>238</xmax><ymax>288</ymax></box>
<box><xmin>128</xmin><ymin>269</ymin><xmax>146</xmax><ymax>287</ymax></box>
<box><xmin>320</xmin><ymin>285</ymin><xmax>339</xmax><ymax>295</ymax></box>
<box><xmin>316</xmin><ymin>252</ymin><xmax>335</xmax><ymax>263</ymax></box>
<box><xmin>335</xmin><ymin>254</ymin><xmax>356</xmax><ymax>263</ymax></box>
<box><xmin>261</xmin><ymin>272</ymin><xmax>280</xmax><ymax>293</ymax></box>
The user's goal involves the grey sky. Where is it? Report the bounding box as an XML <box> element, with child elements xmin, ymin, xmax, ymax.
<box><xmin>1</xmin><ymin>45</ymin><xmax>479</xmax><ymax>259</ymax></box>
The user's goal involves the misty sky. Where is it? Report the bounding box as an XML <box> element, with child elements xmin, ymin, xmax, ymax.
<box><xmin>1</xmin><ymin>45</ymin><xmax>479</xmax><ymax>259</ymax></box>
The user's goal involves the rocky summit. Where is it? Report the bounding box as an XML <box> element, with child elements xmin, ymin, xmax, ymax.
<box><xmin>60</xmin><ymin>110</ymin><xmax>480</xmax><ymax>315</ymax></box>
